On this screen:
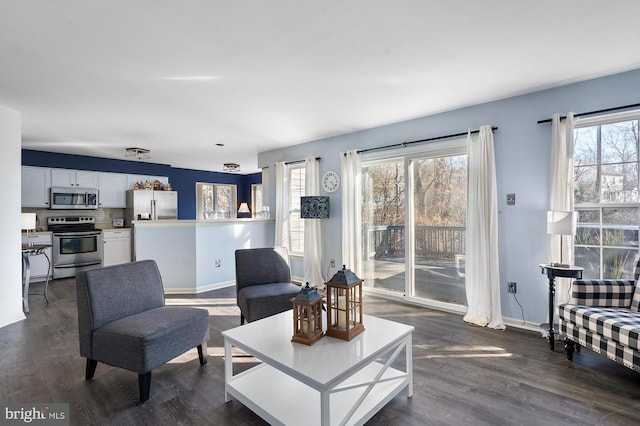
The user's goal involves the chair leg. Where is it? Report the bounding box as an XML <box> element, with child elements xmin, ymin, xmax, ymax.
<box><xmin>138</xmin><ymin>372</ymin><xmax>152</xmax><ymax>402</ymax></box>
<box><xmin>85</xmin><ymin>359</ymin><xmax>97</xmax><ymax>380</ymax></box>
<box><xmin>197</xmin><ymin>343</ymin><xmax>208</xmax><ymax>366</ymax></box>
<box><xmin>564</xmin><ymin>339</ymin><xmax>576</xmax><ymax>361</ymax></box>
<box><xmin>240</xmin><ymin>313</ymin><xmax>245</xmax><ymax>325</ymax></box>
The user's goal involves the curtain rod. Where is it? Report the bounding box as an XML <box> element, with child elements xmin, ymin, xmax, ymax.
<box><xmin>355</xmin><ymin>126</ymin><xmax>498</xmax><ymax>155</ymax></box>
<box><xmin>285</xmin><ymin>156</ymin><xmax>321</xmax><ymax>165</ymax></box>
<box><xmin>537</xmin><ymin>102</ymin><xmax>640</xmax><ymax>124</ymax></box>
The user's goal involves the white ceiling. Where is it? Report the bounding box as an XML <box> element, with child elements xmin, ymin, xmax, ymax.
<box><xmin>2</xmin><ymin>1</ymin><xmax>640</xmax><ymax>174</ymax></box>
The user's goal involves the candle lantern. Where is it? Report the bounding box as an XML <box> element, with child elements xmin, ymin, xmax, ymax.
<box><xmin>291</xmin><ymin>283</ymin><xmax>324</xmax><ymax>346</ymax></box>
<box><xmin>325</xmin><ymin>265</ymin><xmax>364</xmax><ymax>341</ymax></box>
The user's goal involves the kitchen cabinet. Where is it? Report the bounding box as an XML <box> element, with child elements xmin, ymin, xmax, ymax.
<box><xmin>98</xmin><ymin>172</ymin><xmax>128</xmax><ymax>208</ymax></box>
<box><xmin>22</xmin><ymin>166</ymin><xmax>51</xmax><ymax>207</ymax></box>
<box><xmin>21</xmin><ymin>232</ymin><xmax>52</xmax><ymax>282</ymax></box>
<box><xmin>103</xmin><ymin>229</ymin><xmax>132</xmax><ymax>266</ymax></box>
<box><xmin>51</xmin><ymin>168</ymin><xmax>99</xmax><ymax>188</ymax></box>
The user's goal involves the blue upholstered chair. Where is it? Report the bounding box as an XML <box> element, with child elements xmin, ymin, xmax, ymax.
<box><xmin>76</xmin><ymin>260</ymin><xmax>209</xmax><ymax>402</ymax></box>
<box><xmin>235</xmin><ymin>247</ymin><xmax>301</xmax><ymax>324</ymax></box>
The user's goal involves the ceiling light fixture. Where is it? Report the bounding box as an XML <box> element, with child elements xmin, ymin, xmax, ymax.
<box><xmin>223</xmin><ymin>163</ymin><xmax>241</xmax><ymax>173</ymax></box>
<box><xmin>125</xmin><ymin>147</ymin><xmax>151</xmax><ymax>160</ymax></box>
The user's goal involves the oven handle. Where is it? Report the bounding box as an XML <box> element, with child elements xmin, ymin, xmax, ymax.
<box><xmin>53</xmin><ymin>260</ymin><xmax>103</xmax><ymax>268</ymax></box>
<box><xmin>53</xmin><ymin>231</ymin><xmax>103</xmax><ymax>237</ymax></box>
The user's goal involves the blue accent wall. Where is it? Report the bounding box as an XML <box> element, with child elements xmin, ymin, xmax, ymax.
<box><xmin>21</xmin><ymin>149</ymin><xmax>261</xmax><ymax>219</ymax></box>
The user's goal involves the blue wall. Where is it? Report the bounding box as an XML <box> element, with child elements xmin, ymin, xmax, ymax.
<box><xmin>258</xmin><ymin>67</ymin><xmax>640</xmax><ymax>327</ymax></box>
<box><xmin>22</xmin><ymin>149</ymin><xmax>261</xmax><ymax>219</ymax></box>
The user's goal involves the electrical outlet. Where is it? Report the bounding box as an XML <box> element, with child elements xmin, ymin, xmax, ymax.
<box><xmin>508</xmin><ymin>282</ymin><xmax>517</xmax><ymax>294</ymax></box>
<box><xmin>330</xmin><ymin>259</ymin><xmax>336</xmax><ymax>268</ymax></box>
<box><xmin>215</xmin><ymin>259</ymin><xmax>221</xmax><ymax>268</ymax></box>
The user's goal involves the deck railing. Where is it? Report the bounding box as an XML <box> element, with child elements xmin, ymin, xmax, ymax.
<box><xmin>366</xmin><ymin>225</ymin><xmax>466</xmax><ymax>258</ymax></box>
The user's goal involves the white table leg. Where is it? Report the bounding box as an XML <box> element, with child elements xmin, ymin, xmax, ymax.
<box><xmin>320</xmin><ymin>389</ymin><xmax>330</xmax><ymax>426</ymax></box>
<box><xmin>224</xmin><ymin>339</ymin><xmax>232</xmax><ymax>402</ymax></box>
<box><xmin>406</xmin><ymin>334</ymin><xmax>413</xmax><ymax>397</ymax></box>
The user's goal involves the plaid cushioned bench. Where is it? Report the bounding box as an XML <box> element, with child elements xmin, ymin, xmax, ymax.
<box><xmin>558</xmin><ymin>255</ymin><xmax>640</xmax><ymax>372</ymax></box>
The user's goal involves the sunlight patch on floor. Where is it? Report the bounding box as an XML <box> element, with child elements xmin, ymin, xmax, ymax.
<box><xmin>414</xmin><ymin>344</ymin><xmax>514</xmax><ymax>359</ymax></box>
<box><xmin>167</xmin><ymin>346</ymin><xmax>258</xmax><ymax>364</ymax></box>
<box><xmin>165</xmin><ymin>298</ymin><xmax>240</xmax><ymax>316</ymax></box>
<box><xmin>165</xmin><ymin>298</ymin><xmax>236</xmax><ymax>306</ymax></box>
<box><xmin>365</xmin><ymin>310</ymin><xmax>448</xmax><ymax>318</ymax></box>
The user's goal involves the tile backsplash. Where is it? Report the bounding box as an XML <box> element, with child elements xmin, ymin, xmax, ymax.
<box><xmin>22</xmin><ymin>208</ymin><xmax>126</xmax><ymax>231</ymax></box>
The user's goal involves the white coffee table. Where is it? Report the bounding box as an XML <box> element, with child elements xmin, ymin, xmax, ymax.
<box><xmin>223</xmin><ymin>311</ymin><xmax>414</xmax><ymax>426</ymax></box>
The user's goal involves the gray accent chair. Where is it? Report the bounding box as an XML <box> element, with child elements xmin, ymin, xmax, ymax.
<box><xmin>76</xmin><ymin>260</ymin><xmax>209</xmax><ymax>402</ymax></box>
<box><xmin>235</xmin><ymin>247</ymin><xmax>300</xmax><ymax>324</ymax></box>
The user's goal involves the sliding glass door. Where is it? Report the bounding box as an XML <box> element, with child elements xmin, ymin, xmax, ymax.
<box><xmin>361</xmin><ymin>159</ymin><xmax>405</xmax><ymax>294</ymax></box>
<box><xmin>361</xmin><ymin>140</ymin><xmax>468</xmax><ymax>308</ymax></box>
<box><xmin>408</xmin><ymin>155</ymin><xmax>467</xmax><ymax>305</ymax></box>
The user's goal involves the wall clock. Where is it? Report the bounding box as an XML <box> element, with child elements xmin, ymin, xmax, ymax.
<box><xmin>322</xmin><ymin>170</ymin><xmax>340</xmax><ymax>193</ymax></box>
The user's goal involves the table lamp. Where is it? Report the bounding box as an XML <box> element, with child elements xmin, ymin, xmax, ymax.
<box><xmin>547</xmin><ymin>210</ymin><xmax>577</xmax><ymax>268</ymax></box>
<box><xmin>237</xmin><ymin>202</ymin><xmax>251</xmax><ymax>218</ymax></box>
<box><xmin>21</xmin><ymin>213</ymin><xmax>37</xmax><ymax>246</ymax></box>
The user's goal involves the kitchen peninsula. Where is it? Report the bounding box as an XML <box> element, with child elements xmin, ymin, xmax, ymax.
<box><xmin>132</xmin><ymin>218</ymin><xmax>275</xmax><ymax>293</ymax></box>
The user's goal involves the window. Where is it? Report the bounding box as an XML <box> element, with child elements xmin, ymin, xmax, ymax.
<box><xmin>196</xmin><ymin>182</ymin><xmax>237</xmax><ymax>220</ymax></box>
<box><xmin>574</xmin><ymin>115</ymin><xmax>640</xmax><ymax>279</ymax></box>
<box><xmin>289</xmin><ymin>166</ymin><xmax>305</xmax><ymax>254</ymax></box>
<box><xmin>252</xmin><ymin>184</ymin><xmax>264</xmax><ymax>217</ymax></box>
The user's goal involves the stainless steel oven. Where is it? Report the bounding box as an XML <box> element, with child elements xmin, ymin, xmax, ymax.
<box><xmin>48</xmin><ymin>216</ymin><xmax>103</xmax><ymax>279</ymax></box>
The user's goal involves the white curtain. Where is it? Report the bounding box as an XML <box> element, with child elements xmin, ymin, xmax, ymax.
<box><xmin>341</xmin><ymin>150</ymin><xmax>362</xmax><ymax>274</ymax></box>
<box><xmin>304</xmin><ymin>157</ymin><xmax>324</xmax><ymax>285</ymax></box>
<box><xmin>274</xmin><ymin>161</ymin><xmax>289</xmax><ymax>248</ymax></box>
<box><xmin>464</xmin><ymin>126</ymin><xmax>505</xmax><ymax>329</ymax></box>
<box><xmin>548</xmin><ymin>112</ymin><xmax>576</xmax><ymax>303</ymax></box>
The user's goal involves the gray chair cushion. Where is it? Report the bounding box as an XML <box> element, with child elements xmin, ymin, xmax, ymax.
<box><xmin>93</xmin><ymin>306</ymin><xmax>209</xmax><ymax>373</ymax></box>
<box><xmin>238</xmin><ymin>282</ymin><xmax>300</xmax><ymax>322</ymax></box>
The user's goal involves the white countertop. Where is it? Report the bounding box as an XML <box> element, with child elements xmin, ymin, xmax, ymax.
<box><xmin>132</xmin><ymin>218</ymin><xmax>275</xmax><ymax>227</ymax></box>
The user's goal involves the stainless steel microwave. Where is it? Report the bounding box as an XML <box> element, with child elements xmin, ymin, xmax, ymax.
<box><xmin>49</xmin><ymin>187</ymin><xmax>99</xmax><ymax>209</ymax></box>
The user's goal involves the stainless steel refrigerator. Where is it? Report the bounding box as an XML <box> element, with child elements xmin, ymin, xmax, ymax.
<box><xmin>125</xmin><ymin>190</ymin><xmax>177</xmax><ymax>226</ymax></box>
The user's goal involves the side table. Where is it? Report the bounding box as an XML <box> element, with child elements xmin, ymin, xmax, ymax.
<box><xmin>22</xmin><ymin>243</ymin><xmax>51</xmax><ymax>313</ymax></box>
<box><xmin>539</xmin><ymin>264</ymin><xmax>583</xmax><ymax>351</ymax></box>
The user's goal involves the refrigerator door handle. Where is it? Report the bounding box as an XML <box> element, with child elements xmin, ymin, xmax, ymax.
<box><xmin>151</xmin><ymin>199</ymin><xmax>156</xmax><ymax>220</ymax></box>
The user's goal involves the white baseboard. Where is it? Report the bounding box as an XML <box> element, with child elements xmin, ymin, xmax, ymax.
<box><xmin>502</xmin><ymin>316</ymin><xmax>544</xmax><ymax>333</ymax></box>
<box><xmin>0</xmin><ymin>311</ymin><xmax>26</xmax><ymax>329</ymax></box>
<box><xmin>164</xmin><ymin>280</ymin><xmax>235</xmax><ymax>294</ymax></box>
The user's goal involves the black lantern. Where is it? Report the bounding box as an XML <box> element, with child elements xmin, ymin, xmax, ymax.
<box><xmin>291</xmin><ymin>283</ymin><xmax>324</xmax><ymax>345</ymax></box>
<box><xmin>325</xmin><ymin>265</ymin><xmax>364</xmax><ymax>341</ymax></box>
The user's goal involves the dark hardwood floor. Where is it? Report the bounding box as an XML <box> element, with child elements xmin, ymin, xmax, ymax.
<box><xmin>3</xmin><ymin>278</ymin><xmax>640</xmax><ymax>425</ymax></box>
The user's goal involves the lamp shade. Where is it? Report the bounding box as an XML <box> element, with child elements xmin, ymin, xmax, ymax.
<box><xmin>300</xmin><ymin>196</ymin><xmax>329</xmax><ymax>219</ymax></box>
<box><xmin>238</xmin><ymin>202</ymin><xmax>250</xmax><ymax>213</ymax></box>
<box><xmin>21</xmin><ymin>213</ymin><xmax>36</xmax><ymax>231</ymax></box>
<box><xmin>547</xmin><ymin>211</ymin><xmax>577</xmax><ymax>236</ymax></box>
